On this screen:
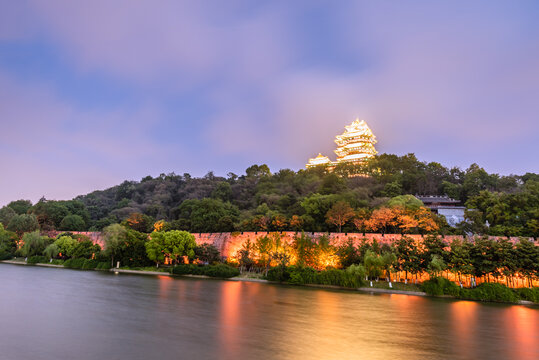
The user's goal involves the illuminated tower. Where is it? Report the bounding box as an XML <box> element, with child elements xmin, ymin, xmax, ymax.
<box><xmin>306</xmin><ymin>153</ymin><xmax>332</xmax><ymax>169</ymax></box>
<box><xmin>305</xmin><ymin>118</ymin><xmax>377</xmax><ymax>169</ymax></box>
<box><xmin>334</xmin><ymin>119</ymin><xmax>377</xmax><ymax>165</ymax></box>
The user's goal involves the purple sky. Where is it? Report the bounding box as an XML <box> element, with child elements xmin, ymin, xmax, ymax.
<box><xmin>1</xmin><ymin>1</ymin><xmax>538</xmax><ymax>206</ymax></box>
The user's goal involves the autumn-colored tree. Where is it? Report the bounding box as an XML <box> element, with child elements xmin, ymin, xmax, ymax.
<box><xmin>124</xmin><ymin>212</ymin><xmax>154</xmax><ymax>233</ymax></box>
<box><xmin>352</xmin><ymin>208</ymin><xmax>370</xmax><ymax>233</ymax></box>
<box><xmin>365</xmin><ymin>207</ymin><xmax>397</xmax><ymax>234</ymax></box>
<box><xmin>289</xmin><ymin>215</ymin><xmax>303</xmax><ymax>231</ymax></box>
<box><xmin>252</xmin><ymin>215</ymin><xmax>270</xmax><ymax>231</ymax></box>
<box><xmin>416</xmin><ymin>207</ymin><xmax>439</xmax><ymax>233</ymax></box>
<box><xmin>313</xmin><ymin>235</ymin><xmax>339</xmax><ymax>269</ymax></box>
<box><xmin>153</xmin><ymin>220</ymin><xmax>166</xmax><ymax>232</ymax></box>
<box><xmin>271</xmin><ymin>214</ymin><xmax>288</xmax><ymax>231</ymax></box>
<box><xmin>325</xmin><ymin>201</ymin><xmax>355</xmax><ymax>232</ymax></box>
<box><xmin>395</xmin><ymin>207</ymin><xmax>419</xmax><ymax>233</ymax></box>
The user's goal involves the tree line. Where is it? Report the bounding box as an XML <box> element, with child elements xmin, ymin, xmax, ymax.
<box><xmin>2</xmin><ymin>221</ymin><xmax>536</xmax><ymax>289</ymax></box>
<box><xmin>0</xmin><ymin>153</ymin><xmax>537</xmax><ymax>236</ymax></box>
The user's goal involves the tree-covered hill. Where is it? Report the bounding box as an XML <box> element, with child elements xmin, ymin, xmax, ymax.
<box><xmin>1</xmin><ymin>154</ymin><xmax>538</xmax><ymax>236</ymax></box>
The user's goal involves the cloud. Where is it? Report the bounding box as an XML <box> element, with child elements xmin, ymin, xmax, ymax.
<box><xmin>0</xmin><ymin>0</ymin><xmax>295</xmax><ymax>90</ymax></box>
<box><xmin>0</xmin><ymin>70</ymin><xmax>182</xmax><ymax>205</ymax></box>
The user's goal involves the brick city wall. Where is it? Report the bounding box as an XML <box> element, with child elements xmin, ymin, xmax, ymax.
<box><xmin>45</xmin><ymin>230</ymin><xmax>535</xmax><ymax>258</ymax></box>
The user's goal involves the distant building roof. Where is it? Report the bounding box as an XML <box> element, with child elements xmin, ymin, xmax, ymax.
<box><xmin>416</xmin><ymin>195</ymin><xmax>460</xmax><ymax>204</ymax></box>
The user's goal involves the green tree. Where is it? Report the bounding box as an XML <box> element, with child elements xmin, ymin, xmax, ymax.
<box><xmin>145</xmin><ymin>230</ymin><xmax>197</xmax><ymax>266</ymax></box>
<box><xmin>448</xmin><ymin>238</ymin><xmax>473</xmax><ymax>284</ymax></box>
<box><xmin>103</xmin><ymin>224</ymin><xmax>127</xmax><ymax>267</ymax></box>
<box><xmin>237</xmin><ymin>238</ymin><xmax>255</xmax><ymax>272</ymax></box>
<box><xmin>115</xmin><ymin>229</ymin><xmax>153</xmax><ymax>267</ymax></box>
<box><xmin>0</xmin><ymin>224</ymin><xmax>18</xmax><ymax>259</ymax></box>
<box><xmin>43</xmin><ymin>243</ymin><xmax>59</xmax><ymax>259</ymax></box>
<box><xmin>427</xmin><ymin>255</ymin><xmax>447</xmax><ymax>278</ymax></box>
<box><xmin>7</xmin><ymin>214</ymin><xmax>39</xmax><ymax>238</ymax></box>
<box><xmin>71</xmin><ymin>240</ymin><xmax>101</xmax><ymax>259</ymax></box>
<box><xmin>469</xmin><ymin>237</ymin><xmax>497</xmax><ymax>283</ymax></box>
<box><xmin>59</xmin><ymin>215</ymin><xmax>86</xmax><ymax>231</ymax></box>
<box><xmin>382</xmin><ymin>251</ymin><xmax>397</xmax><ymax>281</ymax></box>
<box><xmin>395</xmin><ymin>236</ymin><xmax>420</xmax><ymax>281</ymax></box>
<box><xmin>300</xmin><ymin>193</ymin><xmax>339</xmax><ymax>231</ymax></box>
<box><xmin>245</xmin><ymin>164</ymin><xmax>271</xmax><ymax>178</ymax></box>
<box><xmin>255</xmin><ymin>235</ymin><xmax>273</xmax><ymax>275</ymax></box>
<box><xmin>195</xmin><ymin>243</ymin><xmax>221</xmax><ymax>264</ymax></box>
<box><xmin>291</xmin><ymin>232</ymin><xmax>315</xmax><ymax>267</ymax></box>
<box><xmin>19</xmin><ymin>231</ymin><xmax>50</xmax><ymax>257</ymax></box>
<box><xmin>336</xmin><ymin>238</ymin><xmax>361</xmax><ymax>268</ymax></box>
<box><xmin>515</xmin><ymin>238</ymin><xmax>539</xmax><ymax>288</ymax></box>
<box><xmin>53</xmin><ymin>236</ymin><xmax>78</xmax><ymax>258</ymax></box>
<box><xmin>7</xmin><ymin>200</ymin><xmax>32</xmax><ymax>215</ymax></box>
<box><xmin>30</xmin><ymin>199</ymin><xmax>69</xmax><ymax>230</ymax></box>
<box><xmin>177</xmin><ymin>198</ymin><xmax>238</xmax><ymax>232</ymax></box>
<box><xmin>387</xmin><ymin>195</ymin><xmax>423</xmax><ymax>211</ymax></box>
<box><xmin>0</xmin><ymin>206</ymin><xmax>17</xmax><ymax>227</ymax></box>
<box><xmin>363</xmin><ymin>250</ymin><xmax>384</xmax><ymax>280</ymax></box>
<box><xmin>211</xmin><ymin>182</ymin><xmax>232</xmax><ymax>202</ymax></box>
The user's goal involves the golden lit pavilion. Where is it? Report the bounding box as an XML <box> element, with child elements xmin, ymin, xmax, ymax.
<box><xmin>306</xmin><ymin>118</ymin><xmax>377</xmax><ymax>169</ymax></box>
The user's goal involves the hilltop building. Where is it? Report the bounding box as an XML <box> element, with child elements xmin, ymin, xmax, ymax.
<box><xmin>416</xmin><ymin>195</ymin><xmax>465</xmax><ymax>227</ymax></box>
<box><xmin>306</xmin><ymin>118</ymin><xmax>377</xmax><ymax>169</ymax></box>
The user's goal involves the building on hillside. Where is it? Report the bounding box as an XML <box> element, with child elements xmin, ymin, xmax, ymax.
<box><xmin>306</xmin><ymin>153</ymin><xmax>332</xmax><ymax>168</ymax></box>
<box><xmin>306</xmin><ymin>118</ymin><xmax>377</xmax><ymax>169</ymax></box>
<box><xmin>416</xmin><ymin>195</ymin><xmax>465</xmax><ymax>227</ymax></box>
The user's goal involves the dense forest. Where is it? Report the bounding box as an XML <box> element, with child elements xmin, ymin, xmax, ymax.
<box><xmin>1</xmin><ymin>153</ymin><xmax>538</xmax><ymax>237</ymax></box>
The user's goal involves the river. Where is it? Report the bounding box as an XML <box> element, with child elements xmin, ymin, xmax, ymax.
<box><xmin>0</xmin><ymin>264</ymin><xmax>537</xmax><ymax>360</ymax></box>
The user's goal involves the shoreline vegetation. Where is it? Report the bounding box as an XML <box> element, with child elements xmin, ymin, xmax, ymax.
<box><xmin>2</xmin><ymin>259</ymin><xmax>536</xmax><ymax>306</ymax></box>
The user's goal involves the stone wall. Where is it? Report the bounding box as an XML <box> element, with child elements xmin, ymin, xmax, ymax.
<box><xmin>44</xmin><ymin>230</ymin><xmax>535</xmax><ymax>258</ymax></box>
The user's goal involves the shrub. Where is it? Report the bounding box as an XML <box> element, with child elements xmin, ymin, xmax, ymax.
<box><xmin>27</xmin><ymin>255</ymin><xmax>48</xmax><ymax>264</ymax></box>
<box><xmin>0</xmin><ymin>251</ymin><xmax>13</xmax><ymax>260</ymax></box>
<box><xmin>459</xmin><ymin>283</ymin><xmax>517</xmax><ymax>303</ymax></box>
<box><xmin>172</xmin><ymin>264</ymin><xmax>202</xmax><ymax>275</ymax></box>
<box><xmin>268</xmin><ymin>266</ymin><xmax>364</xmax><ymax>288</ymax></box>
<box><xmin>316</xmin><ymin>268</ymin><xmax>362</xmax><ymax>288</ymax></box>
<box><xmin>422</xmin><ymin>277</ymin><xmax>460</xmax><ymax>296</ymax></box>
<box><xmin>172</xmin><ymin>264</ymin><xmax>240</xmax><ymax>278</ymax></box>
<box><xmin>63</xmin><ymin>258</ymin><xmax>86</xmax><ymax>269</ymax></box>
<box><xmin>203</xmin><ymin>264</ymin><xmax>240</xmax><ymax>278</ymax></box>
<box><xmin>96</xmin><ymin>262</ymin><xmax>112</xmax><ymax>270</ymax></box>
<box><xmin>288</xmin><ymin>272</ymin><xmax>305</xmax><ymax>285</ymax></box>
<box><xmin>82</xmin><ymin>259</ymin><xmax>99</xmax><ymax>270</ymax></box>
<box><xmin>266</xmin><ymin>265</ymin><xmax>291</xmax><ymax>282</ymax></box>
<box><xmin>515</xmin><ymin>287</ymin><xmax>539</xmax><ymax>303</ymax></box>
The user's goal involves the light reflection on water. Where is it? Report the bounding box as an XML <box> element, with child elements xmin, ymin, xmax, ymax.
<box><xmin>0</xmin><ymin>264</ymin><xmax>537</xmax><ymax>360</ymax></box>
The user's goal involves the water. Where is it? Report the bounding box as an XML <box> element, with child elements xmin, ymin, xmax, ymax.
<box><xmin>0</xmin><ymin>264</ymin><xmax>537</xmax><ymax>360</ymax></box>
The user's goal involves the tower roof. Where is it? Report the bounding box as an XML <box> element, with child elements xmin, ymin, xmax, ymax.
<box><xmin>336</xmin><ymin>118</ymin><xmax>377</xmax><ymax>144</ymax></box>
<box><xmin>306</xmin><ymin>153</ymin><xmax>331</xmax><ymax>168</ymax></box>
<box><xmin>305</xmin><ymin>118</ymin><xmax>378</xmax><ymax>169</ymax></box>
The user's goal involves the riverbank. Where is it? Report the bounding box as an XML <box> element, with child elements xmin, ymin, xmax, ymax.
<box><xmin>1</xmin><ymin>260</ymin><xmax>536</xmax><ymax>305</ymax></box>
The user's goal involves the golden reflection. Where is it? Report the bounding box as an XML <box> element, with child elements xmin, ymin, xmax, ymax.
<box><xmin>450</xmin><ymin>300</ymin><xmax>479</xmax><ymax>359</ymax></box>
<box><xmin>157</xmin><ymin>275</ymin><xmax>172</xmax><ymax>299</ymax></box>
<box><xmin>390</xmin><ymin>293</ymin><xmax>424</xmax><ymax>312</ymax></box>
<box><xmin>219</xmin><ymin>281</ymin><xmax>243</xmax><ymax>358</ymax></box>
<box><xmin>503</xmin><ymin>306</ymin><xmax>539</xmax><ymax>360</ymax></box>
